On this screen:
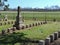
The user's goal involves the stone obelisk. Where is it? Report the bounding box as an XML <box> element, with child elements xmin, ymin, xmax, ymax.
<box><xmin>13</xmin><ymin>6</ymin><xmax>24</xmax><ymax>30</ymax></box>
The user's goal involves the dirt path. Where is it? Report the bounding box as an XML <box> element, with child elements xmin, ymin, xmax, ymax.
<box><xmin>51</xmin><ymin>38</ymin><xmax>60</xmax><ymax>45</ymax></box>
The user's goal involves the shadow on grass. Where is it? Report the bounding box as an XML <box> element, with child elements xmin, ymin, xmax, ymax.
<box><xmin>0</xmin><ymin>32</ymin><xmax>30</xmax><ymax>45</ymax></box>
<box><xmin>0</xmin><ymin>32</ymin><xmax>39</xmax><ymax>45</ymax></box>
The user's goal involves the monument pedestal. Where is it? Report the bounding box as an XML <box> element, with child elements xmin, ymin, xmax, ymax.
<box><xmin>14</xmin><ymin>22</ymin><xmax>24</xmax><ymax>30</ymax></box>
<box><xmin>13</xmin><ymin>6</ymin><xmax>24</xmax><ymax>30</ymax></box>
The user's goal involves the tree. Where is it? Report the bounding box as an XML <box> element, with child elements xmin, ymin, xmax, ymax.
<box><xmin>0</xmin><ymin>0</ymin><xmax>9</xmax><ymax>10</ymax></box>
<box><xmin>4</xmin><ymin>4</ymin><xmax>9</xmax><ymax>10</ymax></box>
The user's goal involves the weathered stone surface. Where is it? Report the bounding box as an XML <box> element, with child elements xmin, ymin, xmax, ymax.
<box><xmin>50</xmin><ymin>34</ymin><xmax>54</xmax><ymax>43</ymax></box>
<box><xmin>29</xmin><ymin>24</ymin><xmax>32</xmax><ymax>27</ymax></box>
<box><xmin>33</xmin><ymin>23</ymin><xmax>35</xmax><ymax>26</ymax></box>
<box><xmin>7</xmin><ymin>28</ymin><xmax>11</xmax><ymax>33</ymax></box>
<box><xmin>45</xmin><ymin>37</ymin><xmax>50</xmax><ymax>45</ymax></box>
<box><xmin>26</xmin><ymin>25</ymin><xmax>28</xmax><ymax>28</ymax></box>
<box><xmin>13</xmin><ymin>6</ymin><xmax>24</xmax><ymax>30</ymax></box>
<box><xmin>54</xmin><ymin>32</ymin><xmax>58</xmax><ymax>40</ymax></box>
<box><xmin>58</xmin><ymin>31</ymin><xmax>60</xmax><ymax>38</ymax></box>
<box><xmin>12</xmin><ymin>27</ymin><xmax>16</xmax><ymax>31</ymax></box>
<box><xmin>38</xmin><ymin>22</ymin><xmax>40</xmax><ymax>25</ymax></box>
<box><xmin>11</xmin><ymin>21</ymin><xmax>14</xmax><ymax>24</ymax></box>
<box><xmin>35</xmin><ymin>23</ymin><xmax>37</xmax><ymax>26</ymax></box>
<box><xmin>21</xmin><ymin>26</ymin><xmax>25</xmax><ymax>29</ymax></box>
<box><xmin>39</xmin><ymin>40</ymin><xmax>45</xmax><ymax>45</ymax></box>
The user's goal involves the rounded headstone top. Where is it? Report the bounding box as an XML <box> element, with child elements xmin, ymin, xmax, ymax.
<box><xmin>39</xmin><ymin>40</ymin><xmax>44</xmax><ymax>42</ymax></box>
<box><xmin>54</xmin><ymin>32</ymin><xmax>58</xmax><ymax>34</ymax></box>
<box><xmin>51</xmin><ymin>34</ymin><xmax>53</xmax><ymax>35</ymax></box>
<box><xmin>46</xmin><ymin>37</ymin><xmax>50</xmax><ymax>40</ymax></box>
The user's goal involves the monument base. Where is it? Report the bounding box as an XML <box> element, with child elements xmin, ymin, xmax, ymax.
<box><xmin>13</xmin><ymin>24</ymin><xmax>25</xmax><ymax>30</ymax></box>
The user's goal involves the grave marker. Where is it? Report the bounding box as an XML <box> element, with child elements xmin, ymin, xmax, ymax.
<box><xmin>13</xmin><ymin>6</ymin><xmax>24</xmax><ymax>30</ymax></box>
<box><xmin>4</xmin><ymin>15</ymin><xmax>8</xmax><ymax>21</ymax></box>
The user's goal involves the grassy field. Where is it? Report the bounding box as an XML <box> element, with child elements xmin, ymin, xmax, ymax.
<box><xmin>0</xmin><ymin>22</ymin><xmax>60</xmax><ymax>45</ymax></box>
<box><xmin>0</xmin><ymin>11</ymin><xmax>60</xmax><ymax>38</ymax></box>
<box><xmin>15</xmin><ymin>22</ymin><xmax>60</xmax><ymax>40</ymax></box>
<box><xmin>0</xmin><ymin>11</ymin><xmax>60</xmax><ymax>45</ymax></box>
<box><xmin>0</xmin><ymin>11</ymin><xmax>60</xmax><ymax>21</ymax></box>
<box><xmin>0</xmin><ymin>20</ymin><xmax>39</xmax><ymax>31</ymax></box>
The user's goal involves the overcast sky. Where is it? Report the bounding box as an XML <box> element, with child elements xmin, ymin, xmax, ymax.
<box><xmin>6</xmin><ymin>0</ymin><xmax>60</xmax><ymax>8</ymax></box>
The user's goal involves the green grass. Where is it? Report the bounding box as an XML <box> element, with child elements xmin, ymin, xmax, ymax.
<box><xmin>0</xmin><ymin>11</ymin><xmax>60</xmax><ymax>40</ymax></box>
<box><xmin>24</xmin><ymin>20</ymin><xmax>40</xmax><ymax>24</ymax></box>
<box><xmin>0</xmin><ymin>11</ymin><xmax>60</xmax><ymax>39</ymax></box>
<box><xmin>0</xmin><ymin>11</ymin><xmax>60</xmax><ymax>21</ymax></box>
<box><xmin>15</xmin><ymin>22</ymin><xmax>60</xmax><ymax>40</ymax></box>
<box><xmin>0</xmin><ymin>11</ymin><xmax>60</xmax><ymax>45</ymax></box>
<box><xmin>0</xmin><ymin>24</ymin><xmax>13</xmax><ymax>31</ymax></box>
<box><xmin>0</xmin><ymin>20</ymin><xmax>39</xmax><ymax>31</ymax></box>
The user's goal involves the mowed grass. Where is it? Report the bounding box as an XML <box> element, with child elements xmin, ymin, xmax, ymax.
<box><xmin>0</xmin><ymin>11</ymin><xmax>60</xmax><ymax>21</ymax></box>
<box><xmin>15</xmin><ymin>22</ymin><xmax>60</xmax><ymax>40</ymax></box>
<box><xmin>0</xmin><ymin>11</ymin><xmax>60</xmax><ymax>45</ymax></box>
<box><xmin>0</xmin><ymin>20</ymin><xmax>14</xmax><ymax>31</ymax></box>
<box><xmin>0</xmin><ymin>24</ymin><xmax>13</xmax><ymax>31</ymax></box>
<box><xmin>0</xmin><ymin>20</ymin><xmax>39</xmax><ymax>31</ymax></box>
<box><xmin>0</xmin><ymin>11</ymin><xmax>60</xmax><ymax>40</ymax></box>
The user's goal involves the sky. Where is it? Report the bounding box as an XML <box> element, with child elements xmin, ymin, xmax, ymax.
<box><xmin>6</xmin><ymin>0</ymin><xmax>60</xmax><ymax>8</ymax></box>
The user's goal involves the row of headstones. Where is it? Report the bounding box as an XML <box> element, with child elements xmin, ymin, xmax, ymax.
<box><xmin>0</xmin><ymin>21</ymin><xmax>14</xmax><ymax>26</ymax></box>
<box><xmin>0</xmin><ymin>27</ymin><xmax>16</xmax><ymax>35</ymax></box>
<box><xmin>39</xmin><ymin>31</ymin><xmax>60</xmax><ymax>45</ymax></box>
<box><xmin>0</xmin><ymin>19</ymin><xmax>7</xmax><ymax>21</ymax></box>
<box><xmin>0</xmin><ymin>14</ymin><xmax>8</xmax><ymax>21</ymax></box>
<box><xmin>18</xmin><ymin>21</ymin><xmax>47</xmax><ymax>30</ymax></box>
<box><xmin>0</xmin><ymin>21</ymin><xmax>47</xmax><ymax>35</ymax></box>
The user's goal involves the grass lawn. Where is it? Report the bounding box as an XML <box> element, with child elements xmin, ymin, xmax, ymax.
<box><xmin>0</xmin><ymin>11</ymin><xmax>60</xmax><ymax>45</ymax></box>
<box><xmin>24</xmin><ymin>20</ymin><xmax>40</xmax><ymax>24</ymax></box>
<box><xmin>1</xmin><ymin>21</ymin><xmax>60</xmax><ymax>45</ymax></box>
<box><xmin>15</xmin><ymin>22</ymin><xmax>60</xmax><ymax>40</ymax></box>
<box><xmin>0</xmin><ymin>24</ymin><xmax>13</xmax><ymax>31</ymax></box>
<box><xmin>0</xmin><ymin>11</ymin><xmax>60</xmax><ymax>21</ymax></box>
<box><xmin>0</xmin><ymin>20</ymin><xmax>39</xmax><ymax>31</ymax></box>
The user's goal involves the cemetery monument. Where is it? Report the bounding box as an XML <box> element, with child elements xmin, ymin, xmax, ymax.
<box><xmin>13</xmin><ymin>6</ymin><xmax>24</xmax><ymax>30</ymax></box>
